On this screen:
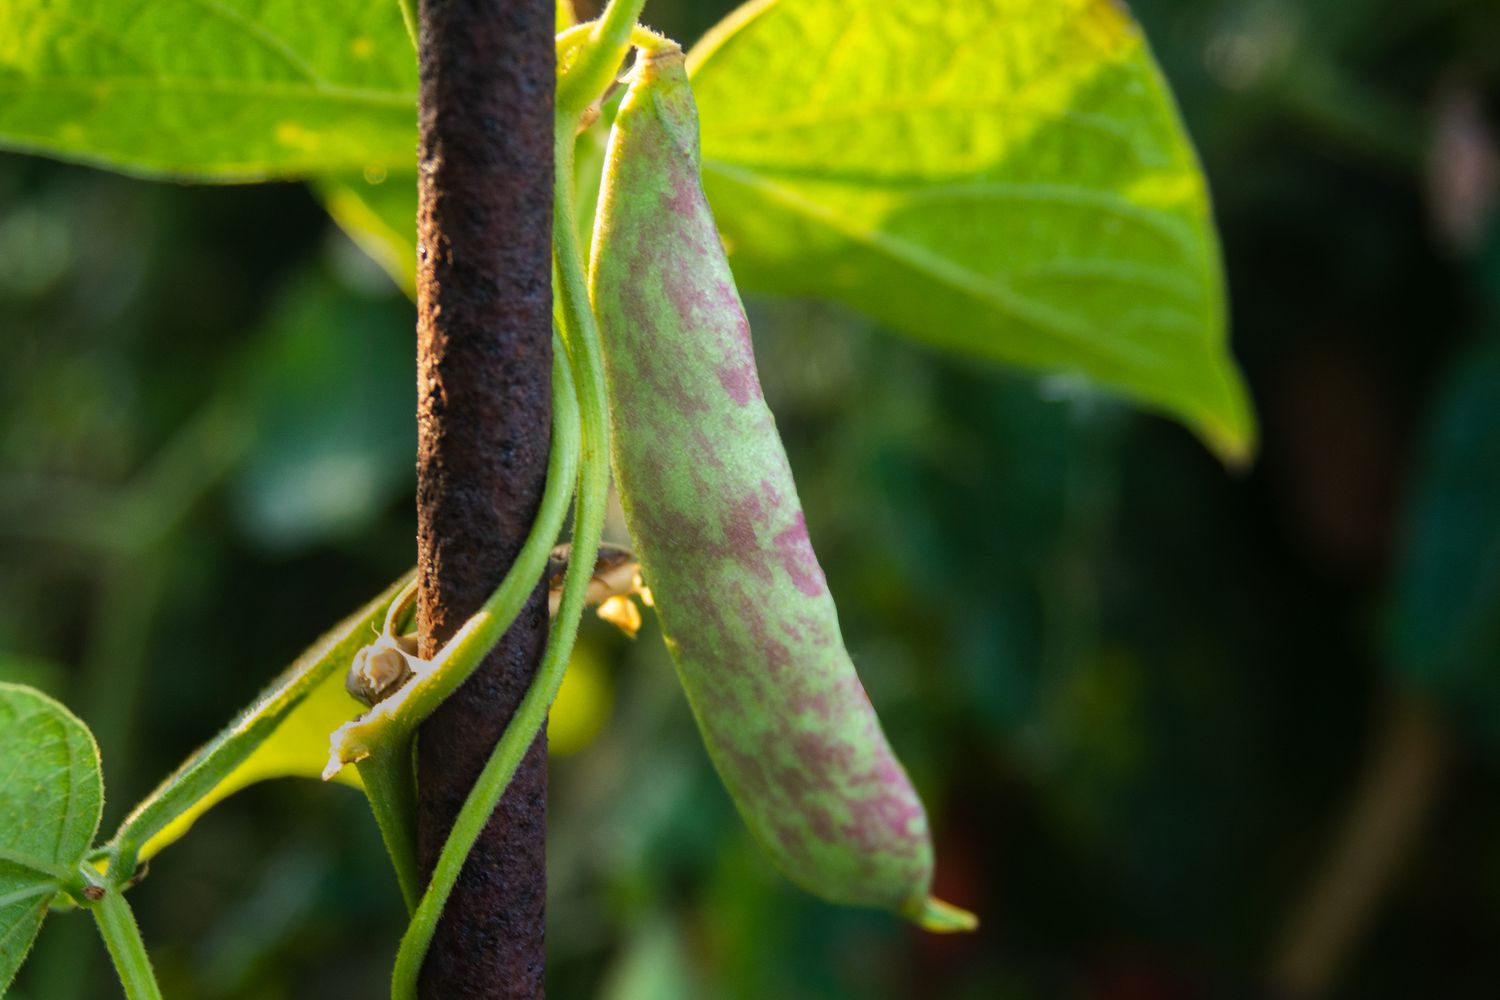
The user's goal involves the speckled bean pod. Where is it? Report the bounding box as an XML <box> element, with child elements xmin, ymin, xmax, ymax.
<box><xmin>588</xmin><ymin>42</ymin><xmax>970</xmax><ymax>930</ymax></box>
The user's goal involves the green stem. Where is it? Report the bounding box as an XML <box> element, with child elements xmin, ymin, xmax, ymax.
<box><xmin>397</xmin><ymin>336</ymin><xmax>579</xmax><ymax>715</ymax></box>
<box><xmin>357</xmin><ymin>743</ymin><xmax>421</xmax><ymax>912</ymax></box>
<box><xmin>389</xmin><ymin>108</ymin><xmax>615</xmax><ymax>1000</ymax></box>
<box><xmin>328</xmin><ymin>335</ymin><xmax>583</xmax><ymax>776</ymax></box>
<box><xmin>322</xmin><ymin>335</ymin><xmax>581</xmax><ymax>920</ymax></box>
<box><xmin>89</xmin><ymin>888</ymin><xmax>163</xmax><ymax>1000</ymax></box>
<box><xmin>556</xmin><ymin>21</ymin><xmax>592</xmax><ymax>58</ymax></box>
<box><xmin>555</xmin><ymin>0</ymin><xmax>649</xmax><ymax>117</ymax></box>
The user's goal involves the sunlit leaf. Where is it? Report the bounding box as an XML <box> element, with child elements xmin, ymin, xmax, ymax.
<box><xmin>0</xmin><ymin>0</ymin><xmax>415</xmax><ymax>179</ymax></box>
<box><xmin>114</xmin><ymin>576</ymin><xmax>409</xmax><ymax>863</ymax></box>
<box><xmin>318</xmin><ymin>172</ymin><xmax>418</xmax><ymax>299</ymax></box>
<box><xmin>0</xmin><ymin>683</ymin><xmax>103</xmax><ymax>994</ymax></box>
<box><xmin>688</xmin><ymin>0</ymin><xmax>1254</xmax><ymax>462</ymax></box>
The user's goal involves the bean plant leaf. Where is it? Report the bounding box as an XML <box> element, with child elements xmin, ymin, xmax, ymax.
<box><xmin>1386</xmin><ymin>339</ymin><xmax>1500</xmax><ymax>745</ymax></box>
<box><xmin>0</xmin><ymin>0</ymin><xmax>416</xmax><ymax>180</ymax></box>
<box><xmin>0</xmin><ymin>683</ymin><xmax>103</xmax><ymax>994</ymax></box>
<box><xmin>687</xmin><ymin>0</ymin><xmax>1255</xmax><ymax>462</ymax></box>
<box><xmin>112</xmin><ymin>576</ymin><xmax>409</xmax><ymax>863</ymax></box>
<box><xmin>318</xmin><ymin>172</ymin><xmax>418</xmax><ymax>299</ymax></box>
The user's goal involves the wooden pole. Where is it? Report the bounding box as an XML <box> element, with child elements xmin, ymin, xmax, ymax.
<box><xmin>413</xmin><ymin>0</ymin><xmax>555</xmax><ymax>995</ymax></box>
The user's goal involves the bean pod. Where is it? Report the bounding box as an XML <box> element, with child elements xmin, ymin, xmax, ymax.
<box><xmin>589</xmin><ymin>42</ymin><xmax>972</xmax><ymax>930</ymax></box>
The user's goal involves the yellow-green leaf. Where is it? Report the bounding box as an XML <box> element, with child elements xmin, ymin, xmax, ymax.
<box><xmin>113</xmin><ymin>575</ymin><xmax>410</xmax><ymax>863</ymax></box>
<box><xmin>0</xmin><ymin>0</ymin><xmax>416</xmax><ymax>180</ymax></box>
<box><xmin>318</xmin><ymin>172</ymin><xmax>418</xmax><ymax>299</ymax></box>
<box><xmin>688</xmin><ymin>0</ymin><xmax>1255</xmax><ymax>462</ymax></box>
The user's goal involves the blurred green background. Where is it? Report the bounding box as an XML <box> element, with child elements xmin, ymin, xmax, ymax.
<box><xmin>4</xmin><ymin>0</ymin><xmax>1500</xmax><ymax>997</ymax></box>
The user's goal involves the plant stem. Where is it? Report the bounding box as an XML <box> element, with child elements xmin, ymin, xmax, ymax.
<box><xmin>393</xmin><ymin>93</ymin><xmax>621</xmax><ymax>1000</ymax></box>
<box><xmin>391</xmin><ymin>98</ymin><xmax>616</xmax><ymax>1000</ymax></box>
<box><xmin>89</xmin><ymin>888</ymin><xmax>163</xmax><ymax>1000</ymax></box>
<box><xmin>396</xmin><ymin>345</ymin><xmax>578</xmax><ymax>724</ymax></box>
<box><xmin>555</xmin><ymin>0</ymin><xmax>649</xmax><ymax>117</ymax></box>
<box><xmin>390</xmin><ymin>433</ymin><xmax>599</xmax><ymax>998</ymax></box>
<box><xmin>339</xmin><ymin>339</ymin><xmax>580</xmax><ymax>910</ymax></box>
<box><xmin>326</xmin><ymin>339</ymin><xmax>581</xmax><ymax>772</ymax></box>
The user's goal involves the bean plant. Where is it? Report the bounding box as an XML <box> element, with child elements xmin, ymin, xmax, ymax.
<box><xmin>0</xmin><ymin>0</ymin><xmax>1252</xmax><ymax>996</ymax></box>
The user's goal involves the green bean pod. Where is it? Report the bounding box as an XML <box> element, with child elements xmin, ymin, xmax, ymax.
<box><xmin>589</xmin><ymin>41</ymin><xmax>972</xmax><ymax>931</ymax></box>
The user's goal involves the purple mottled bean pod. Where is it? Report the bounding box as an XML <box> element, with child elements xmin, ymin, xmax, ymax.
<box><xmin>588</xmin><ymin>42</ymin><xmax>971</xmax><ymax>930</ymax></box>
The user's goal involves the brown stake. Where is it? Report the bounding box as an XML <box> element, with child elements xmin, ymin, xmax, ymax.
<box><xmin>413</xmin><ymin>0</ymin><xmax>555</xmax><ymax>996</ymax></box>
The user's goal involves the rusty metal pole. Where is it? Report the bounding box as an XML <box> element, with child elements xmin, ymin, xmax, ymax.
<box><xmin>413</xmin><ymin>0</ymin><xmax>554</xmax><ymax>996</ymax></box>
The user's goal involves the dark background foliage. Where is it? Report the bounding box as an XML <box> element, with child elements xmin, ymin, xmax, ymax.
<box><xmin>4</xmin><ymin>0</ymin><xmax>1499</xmax><ymax>996</ymax></box>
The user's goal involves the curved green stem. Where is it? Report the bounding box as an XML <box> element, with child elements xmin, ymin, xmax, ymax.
<box><xmin>90</xmin><ymin>888</ymin><xmax>162</xmax><ymax>1000</ymax></box>
<box><xmin>326</xmin><ymin>334</ymin><xmax>581</xmax><ymax>918</ymax></box>
<box><xmin>556</xmin><ymin>21</ymin><xmax>592</xmax><ymax>59</ymax></box>
<box><xmin>398</xmin><ymin>334</ymin><xmax>582</xmax><ymax>722</ymax></box>
<box><xmin>389</xmin><ymin>105</ymin><xmax>615</xmax><ymax>1000</ymax></box>
<box><xmin>555</xmin><ymin>0</ymin><xmax>649</xmax><ymax>117</ymax></box>
<box><xmin>327</xmin><ymin>334</ymin><xmax>583</xmax><ymax>774</ymax></box>
<box><xmin>630</xmin><ymin>24</ymin><xmax>670</xmax><ymax>52</ymax></box>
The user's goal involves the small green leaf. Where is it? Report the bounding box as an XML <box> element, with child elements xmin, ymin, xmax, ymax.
<box><xmin>0</xmin><ymin>683</ymin><xmax>103</xmax><ymax>994</ymax></box>
<box><xmin>112</xmin><ymin>575</ymin><xmax>410</xmax><ymax>864</ymax></box>
<box><xmin>0</xmin><ymin>0</ymin><xmax>416</xmax><ymax>179</ymax></box>
<box><xmin>688</xmin><ymin>0</ymin><xmax>1254</xmax><ymax>462</ymax></box>
<box><xmin>1386</xmin><ymin>339</ymin><xmax>1500</xmax><ymax>745</ymax></box>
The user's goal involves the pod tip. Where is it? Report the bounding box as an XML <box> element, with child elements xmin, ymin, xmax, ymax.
<box><xmin>911</xmin><ymin>896</ymin><xmax>979</xmax><ymax>933</ymax></box>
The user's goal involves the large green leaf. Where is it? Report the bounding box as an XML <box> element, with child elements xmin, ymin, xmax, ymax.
<box><xmin>111</xmin><ymin>576</ymin><xmax>409</xmax><ymax>864</ymax></box>
<box><xmin>0</xmin><ymin>0</ymin><xmax>416</xmax><ymax>180</ymax></box>
<box><xmin>0</xmin><ymin>683</ymin><xmax>103</xmax><ymax>994</ymax></box>
<box><xmin>687</xmin><ymin>0</ymin><xmax>1254</xmax><ymax>462</ymax></box>
<box><xmin>1386</xmin><ymin>339</ymin><xmax>1500</xmax><ymax>745</ymax></box>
